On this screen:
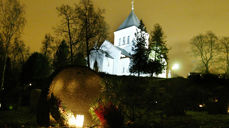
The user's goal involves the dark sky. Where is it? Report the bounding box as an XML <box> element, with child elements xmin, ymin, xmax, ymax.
<box><xmin>21</xmin><ymin>0</ymin><xmax>229</xmax><ymax>77</ymax></box>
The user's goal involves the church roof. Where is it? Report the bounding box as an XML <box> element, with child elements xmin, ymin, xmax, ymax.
<box><xmin>115</xmin><ymin>46</ymin><xmax>131</xmax><ymax>57</ymax></box>
<box><xmin>117</xmin><ymin>11</ymin><xmax>140</xmax><ymax>31</ymax></box>
<box><xmin>100</xmin><ymin>40</ymin><xmax>121</xmax><ymax>59</ymax></box>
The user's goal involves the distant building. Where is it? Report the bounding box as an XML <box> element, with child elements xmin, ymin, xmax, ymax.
<box><xmin>89</xmin><ymin>3</ymin><xmax>168</xmax><ymax>78</ymax></box>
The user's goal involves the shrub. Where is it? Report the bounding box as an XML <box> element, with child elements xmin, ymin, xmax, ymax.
<box><xmin>36</xmin><ymin>90</ymin><xmax>50</xmax><ymax>126</ymax></box>
<box><xmin>49</xmin><ymin>94</ymin><xmax>65</xmax><ymax>126</ymax></box>
<box><xmin>94</xmin><ymin>103</ymin><xmax>124</xmax><ymax>128</ymax></box>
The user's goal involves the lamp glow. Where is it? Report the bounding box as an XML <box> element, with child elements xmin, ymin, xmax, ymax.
<box><xmin>199</xmin><ymin>104</ymin><xmax>205</xmax><ymax>108</ymax></box>
<box><xmin>172</xmin><ymin>63</ymin><xmax>180</xmax><ymax>70</ymax></box>
<box><xmin>227</xmin><ymin>106</ymin><xmax>229</xmax><ymax>113</ymax></box>
<box><xmin>68</xmin><ymin>113</ymin><xmax>84</xmax><ymax>128</ymax></box>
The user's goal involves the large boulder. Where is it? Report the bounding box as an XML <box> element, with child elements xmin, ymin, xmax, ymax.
<box><xmin>48</xmin><ymin>67</ymin><xmax>104</xmax><ymax>126</ymax></box>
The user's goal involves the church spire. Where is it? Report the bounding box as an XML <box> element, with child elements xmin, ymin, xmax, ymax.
<box><xmin>132</xmin><ymin>0</ymin><xmax>134</xmax><ymax>11</ymax></box>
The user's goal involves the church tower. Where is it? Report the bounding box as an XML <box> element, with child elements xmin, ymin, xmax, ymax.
<box><xmin>90</xmin><ymin>0</ymin><xmax>152</xmax><ymax>76</ymax></box>
<box><xmin>114</xmin><ymin>0</ymin><xmax>142</xmax><ymax>54</ymax></box>
<box><xmin>112</xmin><ymin>0</ymin><xmax>149</xmax><ymax>75</ymax></box>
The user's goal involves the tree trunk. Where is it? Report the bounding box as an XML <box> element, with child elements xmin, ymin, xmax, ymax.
<box><xmin>20</xmin><ymin>50</ymin><xmax>25</xmax><ymax>64</ymax></box>
<box><xmin>166</xmin><ymin>61</ymin><xmax>169</xmax><ymax>78</ymax></box>
<box><xmin>1</xmin><ymin>52</ymin><xmax>7</xmax><ymax>91</ymax></box>
<box><xmin>154</xmin><ymin>44</ymin><xmax>157</xmax><ymax>61</ymax></box>
<box><xmin>226</xmin><ymin>50</ymin><xmax>229</xmax><ymax>76</ymax></box>
<box><xmin>86</xmin><ymin>35</ymin><xmax>90</xmax><ymax>68</ymax></box>
<box><xmin>205</xmin><ymin>63</ymin><xmax>209</xmax><ymax>74</ymax></box>
<box><xmin>1</xmin><ymin>39</ymin><xmax>10</xmax><ymax>92</ymax></box>
<box><xmin>67</xmin><ymin>18</ymin><xmax>73</xmax><ymax>64</ymax></box>
<box><xmin>86</xmin><ymin>9</ymin><xmax>90</xmax><ymax>68</ymax></box>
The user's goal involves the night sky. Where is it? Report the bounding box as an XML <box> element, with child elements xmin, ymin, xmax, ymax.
<box><xmin>21</xmin><ymin>0</ymin><xmax>229</xmax><ymax>77</ymax></box>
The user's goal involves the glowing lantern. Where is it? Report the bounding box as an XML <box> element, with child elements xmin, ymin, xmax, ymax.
<box><xmin>75</xmin><ymin>115</ymin><xmax>84</xmax><ymax>127</ymax></box>
<box><xmin>68</xmin><ymin>113</ymin><xmax>84</xmax><ymax>128</ymax></box>
<box><xmin>199</xmin><ymin>104</ymin><xmax>205</xmax><ymax>108</ymax></box>
<box><xmin>227</xmin><ymin>106</ymin><xmax>229</xmax><ymax>114</ymax></box>
<box><xmin>214</xmin><ymin>98</ymin><xmax>218</xmax><ymax>103</ymax></box>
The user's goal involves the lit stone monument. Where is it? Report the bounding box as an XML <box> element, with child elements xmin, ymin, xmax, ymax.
<box><xmin>48</xmin><ymin>67</ymin><xmax>104</xmax><ymax>127</ymax></box>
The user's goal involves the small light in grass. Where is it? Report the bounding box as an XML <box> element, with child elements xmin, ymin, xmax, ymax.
<box><xmin>227</xmin><ymin>106</ymin><xmax>229</xmax><ymax>114</ymax></box>
<box><xmin>9</xmin><ymin>105</ymin><xmax>13</xmax><ymax>110</ymax></box>
<box><xmin>199</xmin><ymin>104</ymin><xmax>205</xmax><ymax>108</ymax></box>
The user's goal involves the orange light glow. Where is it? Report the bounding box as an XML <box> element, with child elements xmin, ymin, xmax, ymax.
<box><xmin>67</xmin><ymin>112</ymin><xmax>84</xmax><ymax>128</ymax></box>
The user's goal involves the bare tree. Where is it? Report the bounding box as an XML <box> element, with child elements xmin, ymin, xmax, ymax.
<box><xmin>10</xmin><ymin>37</ymin><xmax>30</xmax><ymax>70</ymax></box>
<box><xmin>0</xmin><ymin>33</ymin><xmax>4</xmax><ymax>59</ymax></box>
<box><xmin>0</xmin><ymin>0</ymin><xmax>26</xmax><ymax>91</ymax></box>
<box><xmin>190</xmin><ymin>31</ymin><xmax>218</xmax><ymax>73</ymax></box>
<box><xmin>41</xmin><ymin>34</ymin><xmax>54</xmax><ymax>60</ymax></box>
<box><xmin>55</xmin><ymin>1</ymin><xmax>108</xmax><ymax>67</ymax></box>
<box><xmin>75</xmin><ymin>0</ymin><xmax>108</xmax><ymax>68</ymax></box>
<box><xmin>56</xmin><ymin>5</ymin><xmax>76</xmax><ymax>64</ymax></box>
<box><xmin>219</xmin><ymin>37</ymin><xmax>229</xmax><ymax>76</ymax></box>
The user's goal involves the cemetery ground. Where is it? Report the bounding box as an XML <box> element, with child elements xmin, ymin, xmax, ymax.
<box><xmin>1</xmin><ymin>71</ymin><xmax>229</xmax><ymax>127</ymax></box>
<box><xmin>1</xmin><ymin>108</ymin><xmax>229</xmax><ymax>127</ymax></box>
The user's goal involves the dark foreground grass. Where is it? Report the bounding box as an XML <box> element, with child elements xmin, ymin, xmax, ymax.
<box><xmin>160</xmin><ymin>111</ymin><xmax>229</xmax><ymax>128</ymax></box>
<box><xmin>1</xmin><ymin>108</ymin><xmax>229</xmax><ymax>128</ymax></box>
<box><xmin>187</xmin><ymin>111</ymin><xmax>229</xmax><ymax>128</ymax></box>
<box><xmin>0</xmin><ymin>107</ymin><xmax>37</xmax><ymax>127</ymax></box>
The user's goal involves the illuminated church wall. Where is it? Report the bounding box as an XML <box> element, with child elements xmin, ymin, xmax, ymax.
<box><xmin>114</xmin><ymin>26</ymin><xmax>138</xmax><ymax>54</ymax></box>
<box><xmin>89</xmin><ymin>6</ymin><xmax>168</xmax><ymax>78</ymax></box>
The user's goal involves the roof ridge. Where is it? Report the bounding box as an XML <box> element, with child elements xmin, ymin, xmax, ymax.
<box><xmin>116</xmin><ymin>10</ymin><xmax>140</xmax><ymax>31</ymax></box>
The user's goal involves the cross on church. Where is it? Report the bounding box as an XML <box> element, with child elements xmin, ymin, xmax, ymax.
<box><xmin>131</xmin><ymin>0</ymin><xmax>134</xmax><ymax>11</ymax></box>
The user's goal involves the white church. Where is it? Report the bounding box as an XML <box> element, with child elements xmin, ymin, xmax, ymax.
<box><xmin>89</xmin><ymin>2</ymin><xmax>168</xmax><ymax>78</ymax></box>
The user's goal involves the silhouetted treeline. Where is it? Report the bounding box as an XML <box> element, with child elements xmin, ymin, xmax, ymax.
<box><xmin>191</xmin><ymin>31</ymin><xmax>229</xmax><ymax>78</ymax></box>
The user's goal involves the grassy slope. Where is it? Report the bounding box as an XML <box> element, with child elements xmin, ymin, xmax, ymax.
<box><xmin>0</xmin><ymin>107</ymin><xmax>37</xmax><ymax>127</ymax></box>
<box><xmin>187</xmin><ymin>111</ymin><xmax>229</xmax><ymax>128</ymax></box>
<box><xmin>1</xmin><ymin>72</ymin><xmax>229</xmax><ymax>127</ymax></box>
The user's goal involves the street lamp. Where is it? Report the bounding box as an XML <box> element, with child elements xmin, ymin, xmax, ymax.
<box><xmin>172</xmin><ymin>63</ymin><xmax>180</xmax><ymax>71</ymax></box>
<box><xmin>171</xmin><ymin>63</ymin><xmax>180</xmax><ymax>77</ymax></box>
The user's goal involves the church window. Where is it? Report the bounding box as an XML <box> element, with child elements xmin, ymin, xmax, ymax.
<box><xmin>123</xmin><ymin>67</ymin><xmax>125</xmax><ymax>73</ymax></box>
<box><xmin>119</xmin><ymin>38</ymin><xmax>121</xmax><ymax>46</ymax></box>
<box><xmin>133</xmin><ymin>40</ymin><xmax>135</xmax><ymax>45</ymax></box>
<box><xmin>127</xmin><ymin>36</ymin><xmax>130</xmax><ymax>44</ymax></box>
<box><xmin>123</xmin><ymin>37</ymin><xmax>125</xmax><ymax>45</ymax></box>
